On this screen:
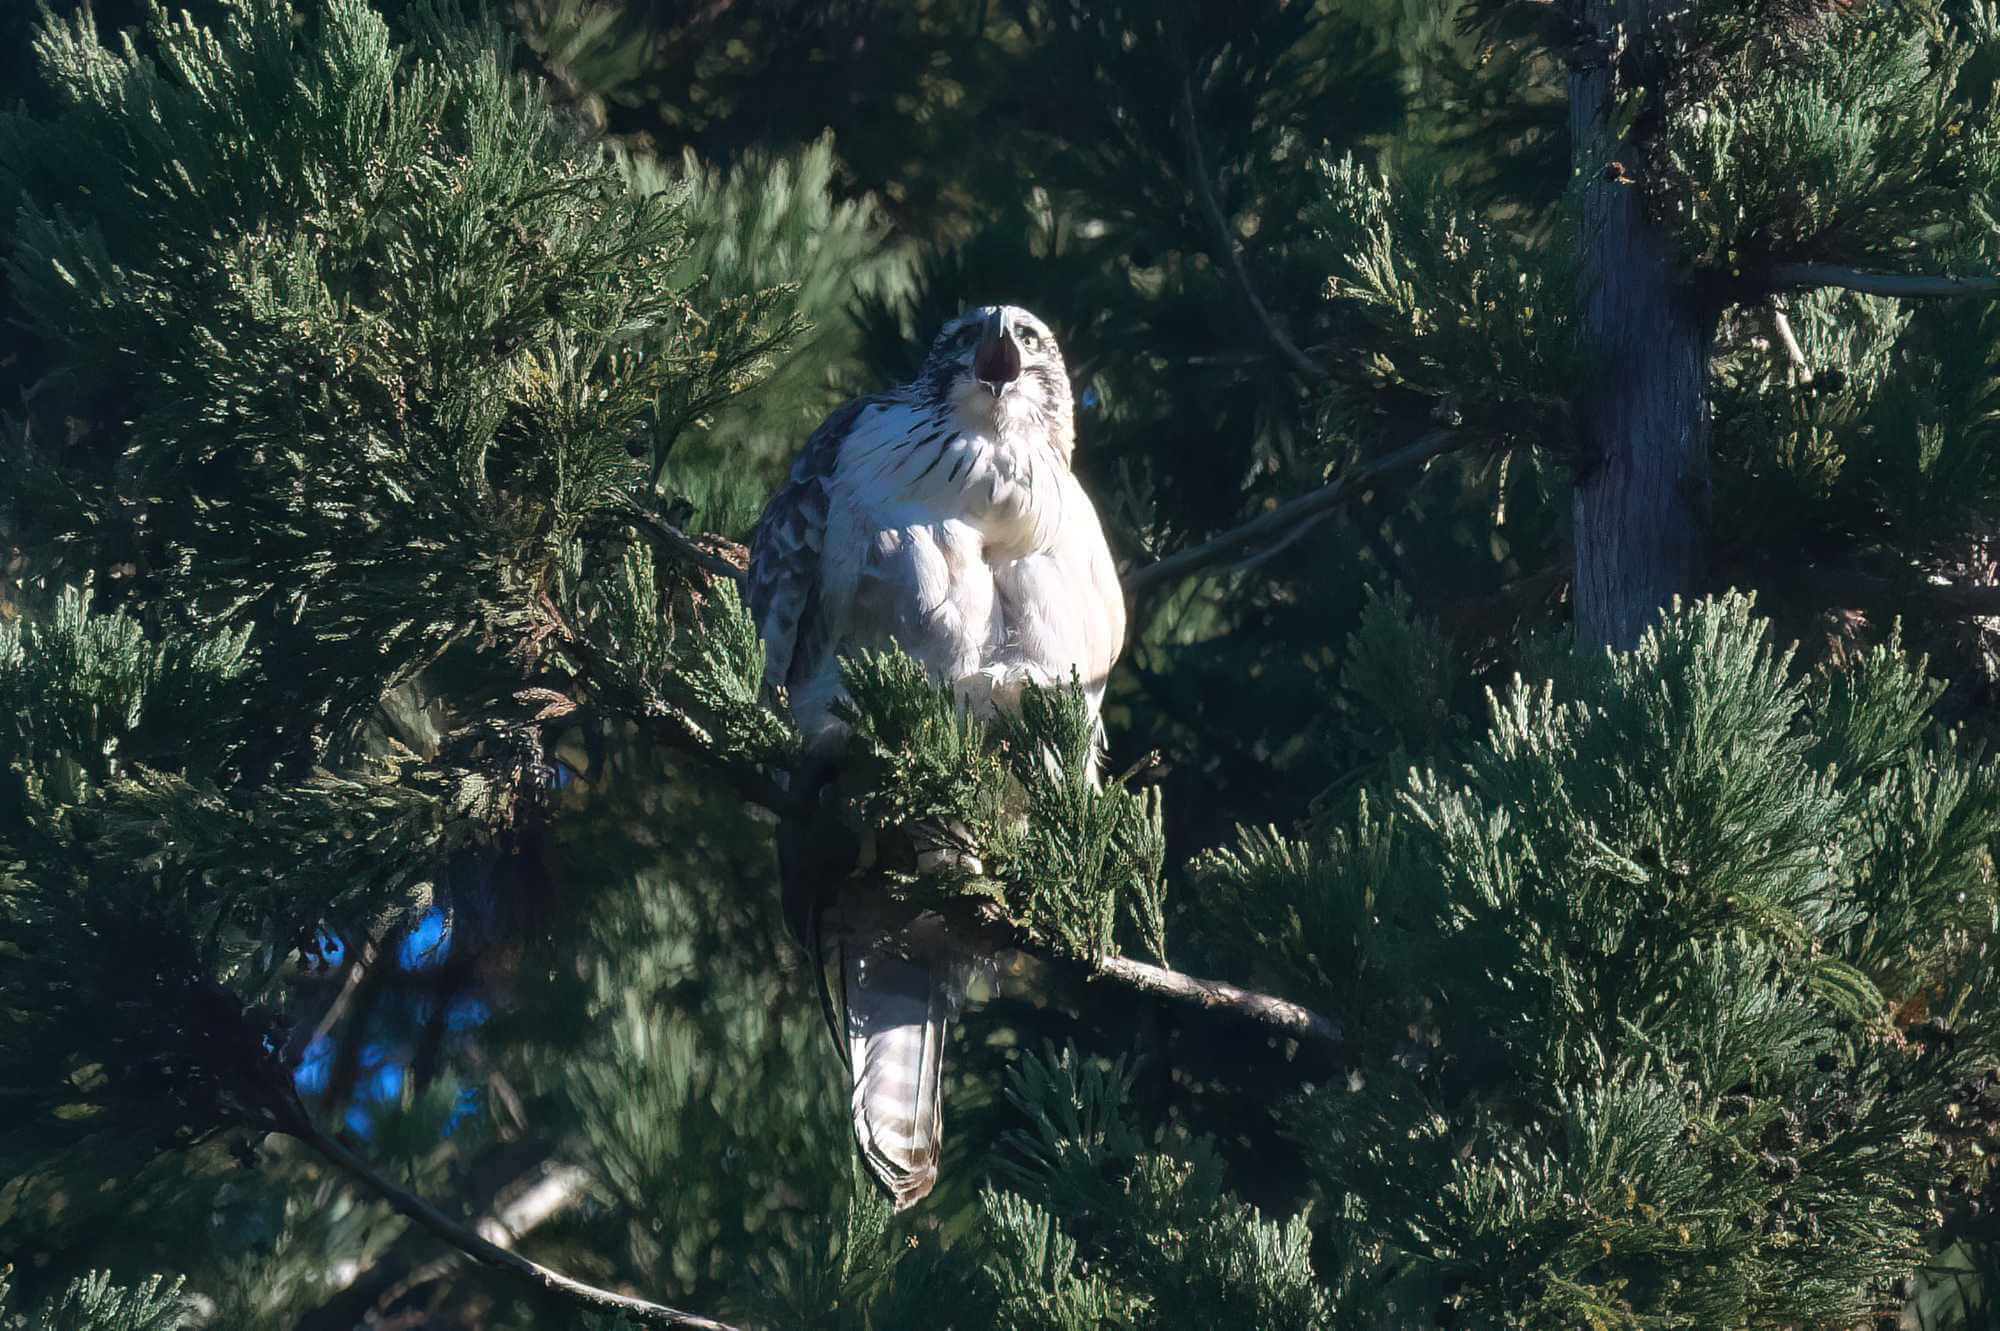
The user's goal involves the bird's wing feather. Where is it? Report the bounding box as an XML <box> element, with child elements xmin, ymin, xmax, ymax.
<box><xmin>750</xmin><ymin>394</ymin><xmax>898</xmax><ymax>1055</ymax></box>
<box><xmin>747</xmin><ymin>394</ymin><xmax>892</xmax><ymax>701</ymax></box>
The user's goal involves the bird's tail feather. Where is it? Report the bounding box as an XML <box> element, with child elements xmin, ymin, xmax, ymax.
<box><xmin>837</xmin><ymin>929</ymin><xmax>962</xmax><ymax>1210</ymax></box>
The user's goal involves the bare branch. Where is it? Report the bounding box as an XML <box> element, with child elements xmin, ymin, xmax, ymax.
<box><xmin>969</xmin><ymin>910</ymin><xmax>1345</xmax><ymax>1051</ymax></box>
<box><xmin>293</xmin><ymin>1144</ymin><xmax>572</xmax><ymax>1331</ymax></box>
<box><xmin>1771</xmin><ymin>263</ymin><xmax>2000</xmax><ymax>300</ymax></box>
<box><xmin>1921</xmin><ymin>582</ymin><xmax>2000</xmax><ymax>619</ymax></box>
<box><xmin>553</xmin><ymin>618</ymin><xmax>805</xmax><ymax>821</ymax></box>
<box><xmin>282</xmin><ymin>936</ymin><xmax>377</xmax><ymax>1065</ymax></box>
<box><xmin>1092</xmin><ymin>953</ymin><xmax>1344</xmax><ymax>1049</ymax></box>
<box><xmin>289</xmin><ymin>1117</ymin><xmax>740</xmax><ymax>1331</ymax></box>
<box><xmin>1178</xmin><ymin>73</ymin><xmax>1329</xmax><ymax>383</ymax></box>
<box><xmin>1122</xmin><ymin>430</ymin><xmax>1463</xmax><ymax>611</ymax></box>
<box><xmin>621</xmin><ymin>507</ymin><xmax>748</xmax><ymax>583</ymax></box>
<box><xmin>1769</xmin><ymin>305</ymin><xmax>1810</xmax><ymax>381</ymax></box>
<box><xmin>1795</xmin><ymin>565</ymin><xmax>2000</xmax><ymax>621</ymax></box>
<box><xmin>474</xmin><ymin>1162</ymin><xmax>592</xmax><ymax>1248</ymax></box>
<box><xmin>373</xmin><ymin>1164</ymin><xmax>595</xmax><ymax>1317</ymax></box>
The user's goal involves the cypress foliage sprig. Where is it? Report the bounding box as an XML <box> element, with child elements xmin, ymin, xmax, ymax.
<box><xmin>1312</xmin><ymin>154</ymin><xmax>1587</xmax><ymax>451</ymax></box>
<box><xmin>1190</xmin><ymin>595</ymin><xmax>2000</xmax><ymax>1327</ymax></box>
<box><xmin>830</xmin><ymin>654</ymin><xmax>1167</xmax><ymax>966</ymax></box>
<box><xmin>0</xmin><ymin>1269</ymin><xmax>189</xmax><ymax>1331</ymax></box>
<box><xmin>1651</xmin><ymin>3</ymin><xmax>2000</xmax><ymax>281</ymax></box>
<box><xmin>0</xmin><ymin>0</ymin><xmax>806</xmax><ymax>759</ymax></box>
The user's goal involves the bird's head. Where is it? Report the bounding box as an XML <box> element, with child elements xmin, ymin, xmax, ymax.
<box><xmin>921</xmin><ymin>304</ymin><xmax>1074</xmax><ymax>460</ymax></box>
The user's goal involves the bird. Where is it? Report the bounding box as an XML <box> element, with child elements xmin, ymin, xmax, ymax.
<box><xmin>746</xmin><ymin>304</ymin><xmax>1125</xmax><ymax>1208</ymax></box>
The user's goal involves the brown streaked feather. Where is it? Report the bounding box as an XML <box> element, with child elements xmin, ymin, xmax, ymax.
<box><xmin>840</xmin><ymin>924</ymin><xmax>955</xmax><ymax>1210</ymax></box>
<box><xmin>752</xmin><ymin>396</ymin><xmax>891</xmax><ymax>1040</ymax></box>
<box><xmin>747</xmin><ymin>394</ymin><xmax>891</xmax><ymax>701</ymax></box>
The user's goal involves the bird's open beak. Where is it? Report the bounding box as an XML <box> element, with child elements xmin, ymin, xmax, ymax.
<box><xmin>972</xmin><ymin>309</ymin><xmax>1022</xmax><ymax>396</ymax></box>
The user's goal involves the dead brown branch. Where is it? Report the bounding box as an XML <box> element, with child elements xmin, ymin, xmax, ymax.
<box><xmin>289</xmin><ymin>1117</ymin><xmax>739</xmax><ymax>1331</ymax></box>
<box><xmin>1091</xmin><ymin>953</ymin><xmax>1344</xmax><ymax>1049</ymax></box>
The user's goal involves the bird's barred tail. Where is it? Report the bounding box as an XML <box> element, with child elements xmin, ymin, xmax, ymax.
<box><xmin>840</xmin><ymin>939</ymin><xmax>955</xmax><ymax>1210</ymax></box>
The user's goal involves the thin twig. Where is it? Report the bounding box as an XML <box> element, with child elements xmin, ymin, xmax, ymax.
<box><xmin>375</xmin><ymin>1164</ymin><xmax>594</xmax><ymax>1316</ymax></box>
<box><xmin>1784</xmin><ymin>562</ymin><xmax>2000</xmax><ymax>621</ymax></box>
<box><xmin>969</xmin><ymin>910</ymin><xmax>1344</xmax><ymax>1051</ymax></box>
<box><xmin>553</xmin><ymin>618</ymin><xmax>805</xmax><ymax>820</ymax></box>
<box><xmin>1233</xmin><ymin>505</ymin><xmax>1332</xmax><ymax>577</ymax></box>
<box><xmin>1093</xmin><ymin>953</ymin><xmax>1345</xmax><ymax>1049</ymax></box>
<box><xmin>289</xmin><ymin>1118</ymin><xmax>740</xmax><ymax>1331</ymax></box>
<box><xmin>283</xmin><ymin>937</ymin><xmax>377</xmax><ymax>1065</ymax></box>
<box><xmin>1122</xmin><ymin>429</ymin><xmax>1463</xmax><ymax>610</ymax></box>
<box><xmin>621</xmin><ymin>507</ymin><xmax>748</xmax><ymax>583</ymax></box>
<box><xmin>1769</xmin><ymin>305</ymin><xmax>1810</xmax><ymax>381</ymax></box>
<box><xmin>1771</xmin><ymin>262</ymin><xmax>2000</xmax><ymax>299</ymax></box>
<box><xmin>1437</xmin><ymin>561</ymin><xmax>1571</xmax><ymax>647</ymax></box>
<box><xmin>293</xmin><ymin>1142</ymin><xmax>562</xmax><ymax>1331</ymax></box>
<box><xmin>319</xmin><ymin>934</ymin><xmax>397</xmax><ymax>1117</ymax></box>
<box><xmin>1178</xmin><ymin>73</ymin><xmax>1329</xmax><ymax>383</ymax></box>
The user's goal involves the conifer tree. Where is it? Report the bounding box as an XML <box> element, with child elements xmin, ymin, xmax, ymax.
<box><xmin>6</xmin><ymin>2</ymin><xmax>2000</xmax><ymax>1329</ymax></box>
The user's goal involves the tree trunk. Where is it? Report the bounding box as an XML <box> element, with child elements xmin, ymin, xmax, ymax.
<box><xmin>1569</xmin><ymin>0</ymin><xmax>1716</xmax><ymax>652</ymax></box>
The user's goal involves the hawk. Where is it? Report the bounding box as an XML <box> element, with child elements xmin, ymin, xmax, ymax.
<box><xmin>747</xmin><ymin>305</ymin><xmax>1126</xmax><ymax>1208</ymax></box>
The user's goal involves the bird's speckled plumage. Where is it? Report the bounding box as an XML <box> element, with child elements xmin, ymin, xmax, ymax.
<box><xmin>749</xmin><ymin>305</ymin><xmax>1122</xmax><ymax>747</ymax></box>
<box><xmin>748</xmin><ymin>304</ymin><xmax>1126</xmax><ymax>1208</ymax></box>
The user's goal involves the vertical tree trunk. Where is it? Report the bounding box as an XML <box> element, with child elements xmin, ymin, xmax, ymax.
<box><xmin>1568</xmin><ymin>0</ymin><xmax>1716</xmax><ymax>652</ymax></box>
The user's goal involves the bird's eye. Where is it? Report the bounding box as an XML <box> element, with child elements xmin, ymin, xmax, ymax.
<box><xmin>1019</xmin><ymin>330</ymin><xmax>1042</xmax><ymax>350</ymax></box>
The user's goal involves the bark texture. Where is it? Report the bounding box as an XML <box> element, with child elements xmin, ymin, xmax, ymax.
<box><xmin>1569</xmin><ymin>0</ymin><xmax>1716</xmax><ymax>651</ymax></box>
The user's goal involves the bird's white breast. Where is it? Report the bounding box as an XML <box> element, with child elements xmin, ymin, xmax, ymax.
<box><xmin>809</xmin><ymin>400</ymin><xmax>1121</xmax><ymax>729</ymax></box>
<box><xmin>841</xmin><ymin>402</ymin><xmax>1063</xmax><ymax>560</ymax></box>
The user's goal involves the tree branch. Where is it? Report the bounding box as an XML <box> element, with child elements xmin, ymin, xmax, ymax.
<box><xmin>374</xmin><ymin>1163</ymin><xmax>594</xmax><ymax>1319</ymax></box>
<box><xmin>1920</xmin><ymin>582</ymin><xmax>2000</xmax><ymax>619</ymax></box>
<box><xmin>1771</xmin><ymin>263</ymin><xmax>2000</xmax><ymax>300</ymax></box>
<box><xmin>1178</xmin><ymin>73</ymin><xmax>1329</xmax><ymax>383</ymax></box>
<box><xmin>293</xmin><ymin>1143</ymin><xmax>570</xmax><ymax>1331</ymax></box>
<box><xmin>622</xmin><ymin>506</ymin><xmax>748</xmax><ymax>583</ymax></box>
<box><xmin>962</xmin><ymin>907</ymin><xmax>1345</xmax><ymax>1051</ymax></box>
<box><xmin>288</xmin><ymin>1117</ymin><xmax>739</xmax><ymax>1331</ymax></box>
<box><xmin>1091</xmin><ymin>953</ymin><xmax>1344</xmax><ymax>1049</ymax></box>
<box><xmin>553</xmin><ymin>620</ymin><xmax>805</xmax><ymax>821</ymax></box>
<box><xmin>1769</xmin><ymin>305</ymin><xmax>1810</xmax><ymax>380</ymax></box>
<box><xmin>282</xmin><ymin>936</ymin><xmax>377</xmax><ymax>1066</ymax></box>
<box><xmin>1122</xmin><ymin>430</ymin><xmax>1463</xmax><ymax>610</ymax></box>
<box><xmin>1436</xmin><ymin>561</ymin><xmax>1571</xmax><ymax>648</ymax></box>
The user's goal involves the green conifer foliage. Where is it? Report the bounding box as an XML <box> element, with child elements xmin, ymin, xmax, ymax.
<box><xmin>1209</xmin><ymin>595</ymin><xmax>2000</xmax><ymax>1327</ymax></box>
<box><xmin>634</xmin><ymin>136</ymin><xmax>914</xmax><ymax>497</ymax></box>
<box><xmin>0</xmin><ymin>0</ymin><xmax>808</xmax><ymax>1318</ymax></box>
<box><xmin>0</xmin><ymin>0</ymin><xmax>802</xmax><ymax>753</ymax></box>
<box><xmin>7</xmin><ymin>0</ymin><xmax>2000</xmax><ymax>1327</ymax></box>
<box><xmin>0</xmin><ymin>1270</ymin><xmax>189</xmax><ymax>1331</ymax></box>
